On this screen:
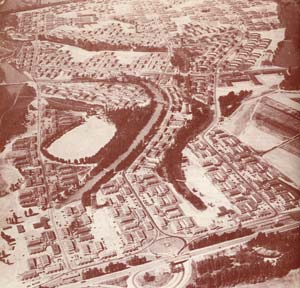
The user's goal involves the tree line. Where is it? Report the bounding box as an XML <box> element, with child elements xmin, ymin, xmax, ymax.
<box><xmin>158</xmin><ymin>101</ymin><xmax>213</xmax><ymax>210</ymax></box>
<box><xmin>38</xmin><ymin>34</ymin><xmax>167</xmax><ymax>53</ymax></box>
<box><xmin>188</xmin><ymin>227</ymin><xmax>253</xmax><ymax>250</ymax></box>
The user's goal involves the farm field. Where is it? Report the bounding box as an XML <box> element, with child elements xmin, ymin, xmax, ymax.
<box><xmin>47</xmin><ymin>116</ymin><xmax>116</xmax><ymax>161</ymax></box>
<box><xmin>263</xmin><ymin>148</ymin><xmax>300</xmax><ymax>187</ymax></box>
<box><xmin>239</xmin><ymin>123</ymin><xmax>283</xmax><ymax>152</ymax></box>
<box><xmin>282</xmin><ymin>137</ymin><xmax>300</xmax><ymax>157</ymax></box>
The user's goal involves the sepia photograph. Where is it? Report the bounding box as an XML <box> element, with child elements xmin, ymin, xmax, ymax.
<box><xmin>0</xmin><ymin>0</ymin><xmax>299</xmax><ymax>287</ymax></box>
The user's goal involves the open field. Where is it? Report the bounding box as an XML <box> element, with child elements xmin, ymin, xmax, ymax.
<box><xmin>259</xmin><ymin>28</ymin><xmax>285</xmax><ymax>52</ymax></box>
<box><xmin>255</xmin><ymin>73</ymin><xmax>284</xmax><ymax>88</ymax></box>
<box><xmin>221</xmin><ymin>100</ymin><xmax>257</xmax><ymax>136</ymax></box>
<box><xmin>264</xmin><ymin>148</ymin><xmax>300</xmax><ymax>187</ymax></box>
<box><xmin>47</xmin><ymin>116</ymin><xmax>116</xmax><ymax>161</ymax></box>
<box><xmin>239</xmin><ymin>123</ymin><xmax>283</xmax><ymax>152</ymax></box>
<box><xmin>182</xmin><ymin>148</ymin><xmax>236</xmax><ymax>229</ymax></box>
<box><xmin>221</xmin><ymin>97</ymin><xmax>284</xmax><ymax>152</ymax></box>
<box><xmin>270</xmin><ymin>92</ymin><xmax>300</xmax><ymax>111</ymax></box>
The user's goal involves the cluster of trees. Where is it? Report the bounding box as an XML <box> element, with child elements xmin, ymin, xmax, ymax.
<box><xmin>82</xmin><ymin>170</ymin><xmax>115</xmax><ymax>206</ymax></box>
<box><xmin>248</xmin><ymin>230</ymin><xmax>300</xmax><ymax>254</ymax></box>
<box><xmin>277</xmin><ymin>0</ymin><xmax>300</xmax><ymax>48</ymax></box>
<box><xmin>0</xmin><ymin>83</ymin><xmax>36</xmax><ymax>151</ymax></box>
<box><xmin>280</xmin><ymin>67</ymin><xmax>300</xmax><ymax>90</ymax></box>
<box><xmin>38</xmin><ymin>34</ymin><xmax>167</xmax><ymax>53</ymax></box>
<box><xmin>0</xmin><ymin>85</ymin><xmax>15</xmax><ymax>151</ymax></box>
<box><xmin>127</xmin><ymin>255</ymin><xmax>148</xmax><ymax>266</ymax></box>
<box><xmin>0</xmin><ymin>67</ymin><xmax>5</xmax><ymax>82</ymax></box>
<box><xmin>219</xmin><ymin>90</ymin><xmax>252</xmax><ymax>117</ymax></box>
<box><xmin>170</xmin><ymin>49</ymin><xmax>192</xmax><ymax>72</ymax></box>
<box><xmin>46</xmin><ymin>97</ymin><xmax>102</xmax><ymax>113</ymax></box>
<box><xmin>158</xmin><ymin>101</ymin><xmax>213</xmax><ymax>210</ymax></box>
<box><xmin>187</xmin><ymin>229</ymin><xmax>300</xmax><ymax>288</ymax></box>
<box><xmin>188</xmin><ymin>227</ymin><xmax>253</xmax><ymax>250</ymax></box>
<box><xmin>82</xmin><ymin>261</ymin><xmax>127</xmax><ymax>280</ymax></box>
<box><xmin>89</xmin><ymin>103</ymin><xmax>156</xmax><ymax>172</ymax></box>
<box><xmin>273</xmin><ymin>0</ymin><xmax>300</xmax><ymax>67</ymax></box>
<box><xmin>82</xmin><ymin>267</ymin><xmax>105</xmax><ymax>280</ymax></box>
<box><xmin>143</xmin><ymin>272</ymin><xmax>155</xmax><ymax>282</ymax></box>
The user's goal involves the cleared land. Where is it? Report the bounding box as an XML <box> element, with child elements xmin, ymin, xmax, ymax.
<box><xmin>47</xmin><ymin>116</ymin><xmax>116</xmax><ymax>161</ymax></box>
<box><xmin>182</xmin><ymin>148</ymin><xmax>236</xmax><ymax>229</ymax></box>
<box><xmin>264</xmin><ymin>148</ymin><xmax>300</xmax><ymax>187</ymax></box>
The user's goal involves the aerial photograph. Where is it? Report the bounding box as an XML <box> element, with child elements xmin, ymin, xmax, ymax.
<box><xmin>0</xmin><ymin>0</ymin><xmax>299</xmax><ymax>287</ymax></box>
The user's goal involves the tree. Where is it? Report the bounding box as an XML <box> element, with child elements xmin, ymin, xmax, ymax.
<box><xmin>143</xmin><ymin>272</ymin><xmax>155</xmax><ymax>282</ymax></box>
<box><xmin>28</xmin><ymin>208</ymin><xmax>33</xmax><ymax>216</ymax></box>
